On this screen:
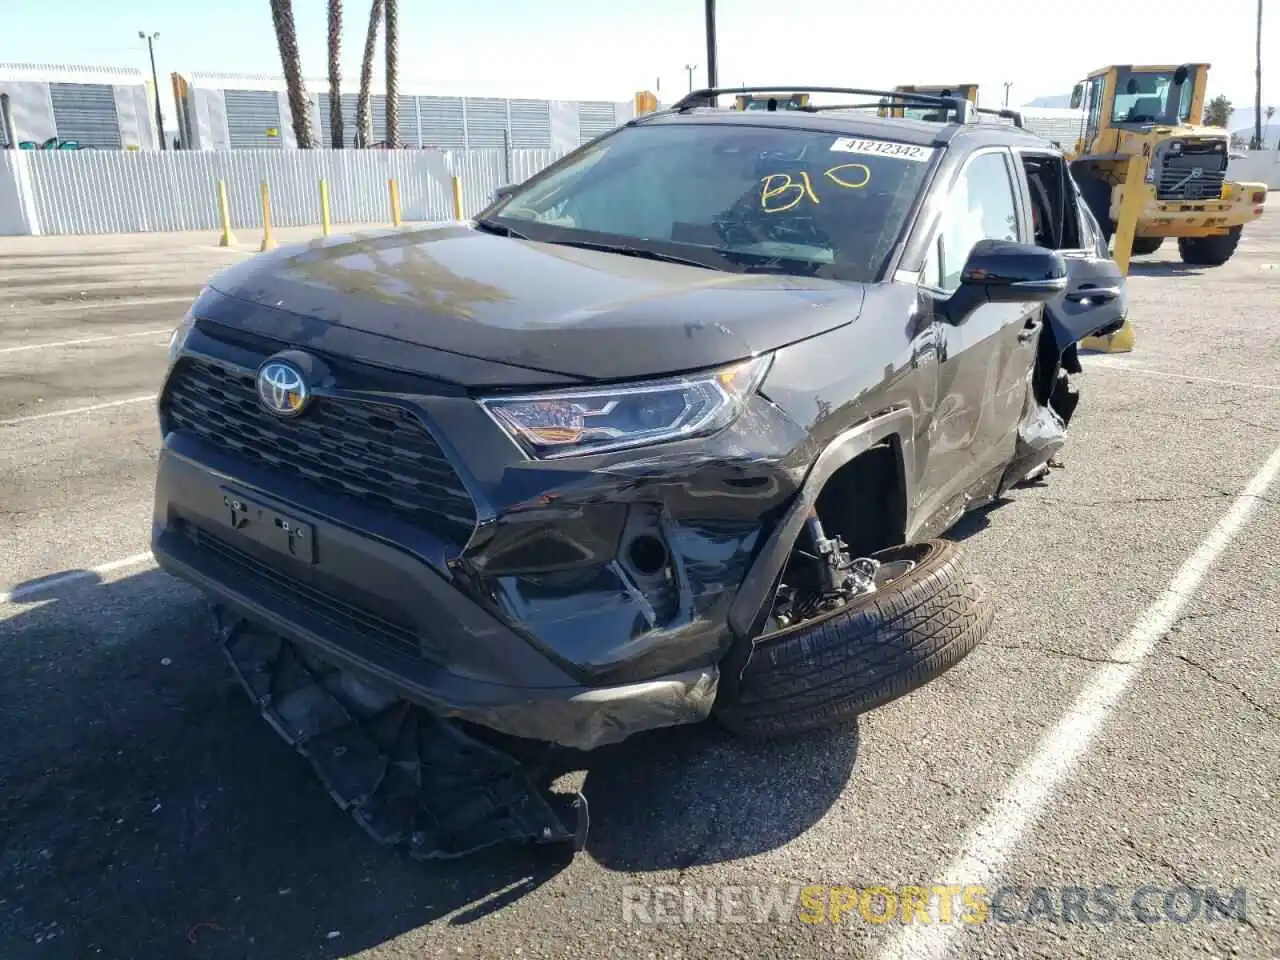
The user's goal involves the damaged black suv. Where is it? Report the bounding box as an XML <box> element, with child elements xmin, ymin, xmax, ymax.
<box><xmin>153</xmin><ymin>87</ymin><xmax>1127</xmax><ymax>855</ymax></box>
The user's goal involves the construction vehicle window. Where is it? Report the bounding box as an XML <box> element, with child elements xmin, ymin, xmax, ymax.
<box><xmin>923</xmin><ymin>151</ymin><xmax>1020</xmax><ymax>292</ymax></box>
<box><xmin>1085</xmin><ymin>76</ymin><xmax>1105</xmax><ymax>140</ymax></box>
<box><xmin>493</xmin><ymin>124</ymin><xmax>935</xmax><ymax>283</ymax></box>
<box><xmin>1111</xmin><ymin>69</ymin><xmax>1182</xmax><ymax>125</ymax></box>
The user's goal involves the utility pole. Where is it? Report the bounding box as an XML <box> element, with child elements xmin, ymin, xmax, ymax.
<box><xmin>139</xmin><ymin>31</ymin><xmax>167</xmax><ymax>150</ymax></box>
<box><xmin>704</xmin><ymin>0</ymin><xmax>719</xmax><ymax>90</ymax></box>
<box><xmin>685</xmin><ymin>64</ymin><xmax>697</xmax><ymax>92</ymax></box>
<box><xmin>1003</xmin><ymin>82</ymin><xmax>1013</xmax><ymax>108</ymax></box>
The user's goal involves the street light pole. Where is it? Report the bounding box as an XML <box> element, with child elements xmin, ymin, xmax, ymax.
<box><xmin>139</xmin><ymin>31</ymin><xmax>167</xmax><ymax>149</ymax></box>
<box><xmin>1003</xmin><ymin>82</ymin><xmax>1013</xmax><ymax>108</ymax></box>
<box><xmin>685</xmin><ymin>64</ymin><xmax>697</xmax><ymax>92</ymax></box>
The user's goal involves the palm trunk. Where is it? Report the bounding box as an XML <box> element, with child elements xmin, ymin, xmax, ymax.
<box><xmin>327</xmin><ymin>0</ymin><xmax>344</xmax><ymax>148</ymax></box>
<box><xmin>384</xmin><ymin>0</ymin><xmax>399</xmax><ymax>148</ymax></box>
<box><xmin>356</xmin><ymin>0</ymin><xmax>383</xmax><ymax>147</ymax></box>
<box><xmin>1256</xmin><ymin>0</ymin><xmax>1264</xmax><ymax>149</ymax></box>
<box><xmin>269</xmin><ymin>0</ymin><xmax>314</xmax><ymax>148</ymax></box>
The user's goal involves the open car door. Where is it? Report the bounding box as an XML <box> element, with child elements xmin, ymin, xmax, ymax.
<box><xmin>1042</xmin><ymin>169</ymin><xmax>1129</xmax><ymax>348</ymax></box>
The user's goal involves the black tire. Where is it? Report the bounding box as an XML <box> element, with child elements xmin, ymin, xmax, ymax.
<box><xmin>714</xmin><ymin>539</ymin><xmax>993</xmax><ymax>739</ymax></box>
<box><xmin>1178</xmin><ymin>227</ymin><xmax>1241</xmax><ymax>266</ymax></box>
<box><xmin>1130</xmin><ymin>236</ymin><xmax>1164</xmax><ymax>256</ymax></box>
<box><xmin>1075</xmin><ymin>174</ymin><xmax>1114</xmax><ymax>246</ymax></box>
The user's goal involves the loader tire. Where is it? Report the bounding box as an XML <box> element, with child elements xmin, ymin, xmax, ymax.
<box><xmin>714</xmin><ymin>539</ymin><xmax>992</xmax><ymax>739</ymax></box>
<box><xmin>1178</xmin><ymin>227</ymin><xmax>1241</xmax><ymax>266</ymax></box>
<box><xmin>1130</xmin><ymin>237</ymin><xmax>1164</xmax><ymax>256</ymax></box>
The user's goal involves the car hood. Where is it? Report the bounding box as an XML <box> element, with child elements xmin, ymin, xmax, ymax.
<box><xmin>202</xmin><ymin>224</ymin><xmax>865</xmax><ymax>384</ymax></box>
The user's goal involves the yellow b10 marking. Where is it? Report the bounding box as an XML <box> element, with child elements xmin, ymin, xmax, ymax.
<box><xmin>760</xmin><ymin>164</ymin><xmax>872</xmax><ymax>213</ymax></box>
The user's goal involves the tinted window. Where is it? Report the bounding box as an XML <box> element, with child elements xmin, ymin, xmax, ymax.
<box><xmin>492</xmin><ymin>123</ymin><xmax>935</xmax><ymax>282</ymax></box>
<box><xmin>924</xmin><ymin>151</ymin><xmax>1020</xmax><ymax>291</ymax></box>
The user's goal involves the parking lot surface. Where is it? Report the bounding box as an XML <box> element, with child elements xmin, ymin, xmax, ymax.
<box><xmin>2</xmin><ymin>222</ymin><xmax>1278</xmax><ymax>960</ymax></box>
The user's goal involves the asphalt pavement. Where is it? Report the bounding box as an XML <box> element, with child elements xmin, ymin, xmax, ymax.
<box><xmin>1</xmin><ymin>220</ymin><xmax>1277</xmax><ymax>960</ymax></box>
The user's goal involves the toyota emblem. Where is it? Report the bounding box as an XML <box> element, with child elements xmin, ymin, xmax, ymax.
<box><xmin>257</xmin><ymin>359</ymin><xmax>309</xmax><ymax>417</ymax></box>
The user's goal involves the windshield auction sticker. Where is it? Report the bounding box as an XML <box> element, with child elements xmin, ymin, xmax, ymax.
<box><xmin>830</xmin><ymin>137</ymin><xmax>936</xmax><ymax>163</ymax></box>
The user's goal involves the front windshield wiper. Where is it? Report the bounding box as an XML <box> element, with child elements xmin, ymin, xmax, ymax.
<box><xmin>473</xmin><ymin>218</ymin><xmax>530</xmax><ymax>239</ymax></box>
<box><xmin>539</xmin><ymin>238</ymin><xmax>724</xmax><ymax>271</ymax></box>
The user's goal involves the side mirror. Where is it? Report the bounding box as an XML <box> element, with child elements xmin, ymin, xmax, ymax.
<box><xmin>492</xmin><ymin>184</ymin><xmax>518</xmax><ymax>203</ymax></box>
<box><xmin>1174</xmin><ymin>65</ymin><xmax>1190</xmax><ymax>86</ymax></box>
<box><xmin>1069</xmin><ymin>83</ymin><xmax>1084</xmax><ymax>110</ymax></box>
<box><xmin>944</xmin><ymin>240</ymin><xmax>1068</xmax><ymax>324</ymax></box>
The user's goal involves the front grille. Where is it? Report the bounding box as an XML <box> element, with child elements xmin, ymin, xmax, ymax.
<box><xmin>1156</xmin><ymin>152</ymin><xmax>1227</xmax><ymax>201</ymax></box>
<box><xmin>194</xmin><ymin>526</ymin><xmax>422</xmax><ymax>659</ymax></box>
<box><xmin>163</xmin><ymin>357</ymin><xmax>477</xmax><ymax>541</ymax></box>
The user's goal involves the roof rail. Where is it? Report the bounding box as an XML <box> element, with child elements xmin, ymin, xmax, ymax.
<box><xmin>670</xmin><ymin>86</ymin><xmax>971</xmax><ymax>122</ymax></box>
<box><xmin>974</xmin><ymin>106</ymin><xmax>1025</xmax><ymax>128</ymax></box>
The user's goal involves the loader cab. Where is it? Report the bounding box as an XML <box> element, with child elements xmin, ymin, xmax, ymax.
<box><xmin>1069</xmin><ymin>64</ymin><xmax>1209</xmax><ymax>152</ymax></box>
<box><xmin>879</xmin><ymin>85</ymin><xmax>978</xmax><ymax>121</ymax></box>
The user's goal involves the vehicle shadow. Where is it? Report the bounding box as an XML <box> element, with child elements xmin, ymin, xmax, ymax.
<box><xmin>0</xmin><ymin>568</ymin><xmax>856</xmax><ymax>959</ymax></box>
<box><xmin>1126</xmin><ymin>260</ymin><xmax>1205</xmax><ymax>277</ymax></box>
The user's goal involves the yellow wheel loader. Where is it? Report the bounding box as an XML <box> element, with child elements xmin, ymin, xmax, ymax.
<box><xmin>878</xmin><ymin>85</ymin><xmax>979</xmax><ymax>121</ymax></box>
<box><xmin>1067</xmin><ymin>63</ymin><xmax>1267</xmax><ymax>266</ymax></box>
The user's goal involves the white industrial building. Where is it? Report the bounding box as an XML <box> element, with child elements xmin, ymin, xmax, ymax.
<box><xmin>0</xmin><ymin>63</ymin><xmax>160</xmax><ymax>149</ymax></box>
<box><xmin>174</xmin><ymin>72</ymin><xmax>639</xmax><ymax>152</ymax></box>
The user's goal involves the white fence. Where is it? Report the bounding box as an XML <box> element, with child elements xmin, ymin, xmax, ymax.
<box><xmin>2</xmin><ymin>145</ymin><xmax>1276</xmax><ymax>239</ymax></box>
<box><xmin>0</xmin><ymin>147</ymin><xmax>570</xmax><ymax>236</ymax></box>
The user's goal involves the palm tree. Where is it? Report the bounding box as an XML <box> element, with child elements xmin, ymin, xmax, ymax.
<box><xmin>385</xmin><ymin>0</ymin><xmax>400</xmax><ymax>148</ymax></box>
<box><xmin>327</xmin><ymin>0</ymin><xmax>344</xmax><ymax>148</ymax></box>
<box><xmin>269</xmin><ymin>0</ymin><xmax>315</xmax><ymax>148</ymax></box>
<box><xmin>355</xmin><ymin>0</ymin><xmax>383</xmax><ymax>147</ymax></box>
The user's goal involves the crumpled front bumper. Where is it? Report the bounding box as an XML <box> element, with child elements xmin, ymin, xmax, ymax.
<box><xmin>152</xmin><ymin>445</ymin><xmax>719</xmax><ymax>752</ymax></box>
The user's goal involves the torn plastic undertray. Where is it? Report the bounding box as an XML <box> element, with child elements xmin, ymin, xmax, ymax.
<box><xmin>214</xmin><ymin>607</ymin><xmax>588</xmax><ymax>860</ymax></box>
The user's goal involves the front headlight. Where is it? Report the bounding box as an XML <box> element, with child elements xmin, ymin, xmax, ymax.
<box><xmin>168</xmin><ymin>308</ymin><xmax>195</xmax><ymax>366</ymax></box>
<box><xmin>480</xmin><ymin>355</ymin><xmax>773</xmax><ymax>460</ymax></box>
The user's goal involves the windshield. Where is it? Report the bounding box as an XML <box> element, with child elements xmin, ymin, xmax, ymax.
<box><xmin>1110</xmin><ymin>69</ymin><xmax>1196</xmax><ymax>125</ymax></box>
<box><xmin>486</xmin><ymin>122</ymin><xmax>936</xmax><ymax>282</ymax></box>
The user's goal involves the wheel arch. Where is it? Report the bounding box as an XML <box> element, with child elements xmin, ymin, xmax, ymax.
<box><xmin>726</xmin><ymin>407</ymin><xmax>917</xmax><ymax>642</ymax></box>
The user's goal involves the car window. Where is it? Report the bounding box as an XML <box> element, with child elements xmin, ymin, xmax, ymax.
<box><xmin>922</xmin><ymin>151</ymin><xmax>1020</xmax><ymax>292</ymax></box>
<box><xmin>492</xmin><ymin>123</ymin><xmax>936</xmax><ymax>283</ymax></box>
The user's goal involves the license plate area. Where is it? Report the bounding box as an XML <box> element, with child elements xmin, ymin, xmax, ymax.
<box><xmin>219</xmin><ymin>488</ymin><xmax>316</xmax><ymax>565</ymax></box>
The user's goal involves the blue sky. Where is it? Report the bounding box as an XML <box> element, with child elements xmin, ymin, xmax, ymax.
<box><xmin>4</xmin><ymin>0</ymin><xmax>1277</xmax><ymax>119</ymax></box>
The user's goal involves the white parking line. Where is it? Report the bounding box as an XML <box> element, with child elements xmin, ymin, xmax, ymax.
<box><xmin>1083</xmin><ymin>355</ymin><xmax>1280</xmax><ymax>392</ymax></box>
<box><xmin>0</xmin><ymin>552</ymin><xmax>157</xmax><ymax>605</ymax></box>
<box><xmin>0</xmin><ymin>394</ymin><xmax>157</xmax><ymax>427</ymax></box>
<box><xmin>877</xmin><ymin>438</ymin><xmax>1280</xmax><ymax>960</ymax></box>
<box><xmin>0</xmin><ymin>328</ymin><xmax>171</xmax><ymax>355</ymax></box>
<box><xmin>3</xmin><ymin>294</ymin><xmax>195</xmax><ymax>315</ymax></box>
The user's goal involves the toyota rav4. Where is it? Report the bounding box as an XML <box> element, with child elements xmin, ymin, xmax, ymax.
<box><xmin>152</xmin><ymin>88</ymin><xmax>1128</xmax><ymax>856</ymax></box>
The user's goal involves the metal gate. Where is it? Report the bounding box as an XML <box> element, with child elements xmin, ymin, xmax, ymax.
<box><xmin>224</xmin><ymin>90</ymin><xmax>283</xmax><ymax>149</ymax></box>
<box><xmin>49</xmin><ymin>83</ymin><xmax>122</xmax><ymax>149</ymax></box>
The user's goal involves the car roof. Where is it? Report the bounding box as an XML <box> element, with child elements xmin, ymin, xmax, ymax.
<box><xmin>632</xmin><ymin>106</ymin><xmax>1063</xmax><ymax>153</ymax></box>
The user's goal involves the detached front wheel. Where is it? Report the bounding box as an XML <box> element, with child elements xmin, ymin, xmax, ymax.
<box><xmin>714</xmin><ymin>539</ymin><xmax>992</xmax><ymax>739</ymax></box>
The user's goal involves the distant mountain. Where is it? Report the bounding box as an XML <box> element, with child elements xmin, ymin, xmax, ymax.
<box><xmin>1017</xmin><ymin>97</ymin><xmax>1276</xmax><ymax>144</ymax></box>
<box><xmin>1023</xmin><ymin>94</ymin><xmax>1073</xmax><ymax>108</ymax></box>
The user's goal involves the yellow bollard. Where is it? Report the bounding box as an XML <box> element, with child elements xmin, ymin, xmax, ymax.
<box><xmin>216</xmin><ymin>180</ymin><xmax>236</xmax><ymax>247</ymax></box>
<box><xmin>259</xmin><ymin>181</ymin><xmax>275</xmax><ymax>252</ymax></box>
<box><xmin>1079</xmin><ymin>154</ymin><xmax>1144</xmax><ymax>354</ymax></box>
<box><xmin>389</xmin><ymin>178</ymin><xmax>402</xmax><ymax>227</ymax></box>
<box><xmin>451</xmin><ymin>175</ymin><xmax>464</xmax><ymax>221</ymax></box>
<box><xmin>319</xmin><ymin>179</ymin><xmax>332</xmax><ymax>237</ymax></box>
